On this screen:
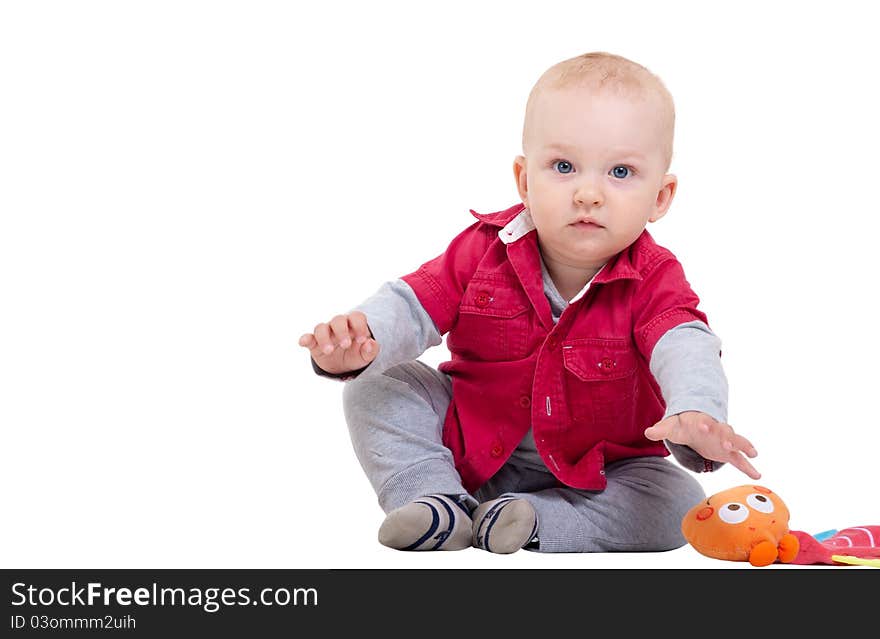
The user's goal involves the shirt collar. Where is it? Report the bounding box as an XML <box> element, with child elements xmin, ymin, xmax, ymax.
<box><xmin>591</xmin><ymin>238</ymin><xmax>644</xmax><ymax>284</ymax></box>
<box><xmin>569</xmin><ymin>264</ymin><xmax>606</xmax><ymax>303</ymax></box>
<box><xmin>469</xmin><ymin>202</ymin><xmax>527</xmax><ymax>228</ymax></box>
<box><xmin>498</xmin><ymin>208</ymin><xmax>536</xmax><ymax>244</ymax></box>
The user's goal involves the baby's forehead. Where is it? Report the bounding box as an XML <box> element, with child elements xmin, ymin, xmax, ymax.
<box><xmin>532</xmin><ymin>88</ymin><xmax>668</xmax><ymax>132</ymax></box>
<box><xmin>533</xmin><ymin>83</ymin><xmax>667</xmax><ymax>117</ymax></box>
<box><xmin>524</xmin><ymin>85</ymin><xmax>673</xmax><ymax>159</ymax></box>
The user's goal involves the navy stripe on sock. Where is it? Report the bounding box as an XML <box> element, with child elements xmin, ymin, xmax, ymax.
<box><xmin>526</xmin><ymin>515</ymin><xmax>539</xmax><ymax>545</ymax></box>
<box><xmin>445</xmin><ymin>494</ymin><xmax>472</xmax><ymax>517</ymax></box>
<box><xmin>475</xmin><ymin>498</ymin><xmax>514</xmax><ymax>552</ymax></box>
<box><xmin>481</xmin><ymin>499</ymin><xmax>515</xmax><ymax>553</ymax></box>
<box><xmin>403</xmin><ymin>500</ymin><xmax>440</xmax><ymax>551</ymax></box>
<box><xmin>430</xmin><ymin>497</ymin><xmax>458</xmax><ymax>550</ymax></box>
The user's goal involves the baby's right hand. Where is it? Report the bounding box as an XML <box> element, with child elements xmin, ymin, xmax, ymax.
<box><xmin>298</xmin><ymin>311</ymin><xmax>380</xmax><ymax>375</ymax></box>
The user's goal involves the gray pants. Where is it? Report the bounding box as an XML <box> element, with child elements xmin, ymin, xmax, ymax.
<box><xmin>342</xmin><ymin>360</ymin><xmax>706</xmax><ymax>552</ymax></box>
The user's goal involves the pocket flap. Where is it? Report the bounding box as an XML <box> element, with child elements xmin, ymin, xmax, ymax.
<box><xmin>459</xmin><ymin>279</ymin><xmax>529</xmax><ymax>318</ymax></box>
<box><xmin>562</xmin><ymin>338</ymin><xmax>637</xmax><ymax>381</ymax></box>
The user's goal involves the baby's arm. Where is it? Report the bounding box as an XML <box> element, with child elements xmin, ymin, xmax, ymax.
<box><xmin>651</xmin><ymin>320</ymin><xmax>727</xmax><ymax>429</ymax></box>
<box><xmin>300</xmin><ymin>279</ymin><xmax>442</xmax><ymax>380</ymax></box>
<box><xmin>646</xmin><ymin>321</ymin><xmax>760</xmax><ymax>479</ymax></box>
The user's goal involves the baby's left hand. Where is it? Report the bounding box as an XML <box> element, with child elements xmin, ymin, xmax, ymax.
<box><xmin>644</xmin><ymin>411</ymin><xmax>760</xmax><ymax>480</ymax></box>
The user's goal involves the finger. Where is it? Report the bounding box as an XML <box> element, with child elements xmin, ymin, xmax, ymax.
<box><xmin>348</xmin><ymin>311</ymin><xmax>372</xmax><ymax>345</ymax></box>
<box><xmin>727</xmin><ymin>452</ymin><xmax>761</xmax><ymax>480</ymax></box>
<box><xmin>329</xmin><ymin>315</ymin><xmax>352</xmax><ymax>349</ymax></box>
<box><xmin>644</xmin><ymin>418</ymin><xmax>672</xmax><ymax>441</ymax></box>
<box><xmin>731</xmin><ymin>434</ymin><xmax>758</xmax><ymax>458</ymax></box>
<box><xmin>720</xmin><ymin>431</ymin><xmax>757</xmax><ymax>457</ymax></box>
<box><xmin>359</xmin><ymin>338</ymin><xmax>379</xmax><ymax>362</ymax></box>
<box><xmin>313</xmin><ymin>323</ymin><xmax>334</xmax><ymax>355</ymax></box>
<box><xmin>298</xmin><ymin>333</ymin><xmax>316</xmax><ymax>349</ymax></box>
<box><xmin>711</xmin><ymin>422</ymin><xmax>736</xmax><ymax>451</ymax></box>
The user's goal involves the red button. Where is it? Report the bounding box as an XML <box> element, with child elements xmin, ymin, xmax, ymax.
<box><xmin>475</xmin><ymin>291</ymin><xmax>492</xmax><ymax>308</ymax></box>
<box><xmin>490</xmin><ymin>443</ymin><xmax>503</xmax><ymax>457</ymax></box>
<box><xmin>546</xmin><ymin>337</ymin><xmax>558</xmax><ymax>350</ymax></box>
<box><xmin>598</xmin><ymin>357</ymin><xmax>615</xmax><ymax>372</ymax></box>
<box><xmin>518</xmin><ymin>395</ymin><xmax>531</xmax><ymax>408</ymax></box>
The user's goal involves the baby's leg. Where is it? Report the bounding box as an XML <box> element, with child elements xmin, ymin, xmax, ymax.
<box><xmin>481</xmin><ymin>457</ymin><xmax>705</xmax><ymax>553</ymax></box>
<box><xmin>342</xmin><ymin>361</ymin><xmax>475</xmax><ymax>550</ymax></box>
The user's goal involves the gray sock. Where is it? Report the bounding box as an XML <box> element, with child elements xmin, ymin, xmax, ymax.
<box><xmin>472</xmin><ymin>497</ymin><xmax>538</xmax><ymax>554</ymax></box>
<box><xmin>378</xmin><ymin>494</ymin><xmax>473</xmax><ymax>551</ymax></box>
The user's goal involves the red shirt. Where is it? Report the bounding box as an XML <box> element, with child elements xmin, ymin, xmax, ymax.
<box><xmin>401</xmin><ymin>202</ymin><xmax>708</xmax><ymax>493</ymax></box>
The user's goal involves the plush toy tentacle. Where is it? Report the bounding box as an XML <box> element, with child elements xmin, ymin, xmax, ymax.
<box><xmin>749</xmin><ymin>540</ymin><xmax>779</xmax><ymax>566</ymax></box>
<box><xmin>777</xmin><ymin>533</ymin><xmax>800</xmax><ymax>563</ymax></box>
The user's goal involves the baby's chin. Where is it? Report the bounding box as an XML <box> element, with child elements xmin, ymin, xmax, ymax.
<box><xmin>547</xmin><ymin>238</ymin><xmax>613</xmax><ymax>266</ymax></box>
<box><xmin>562</xmin><ymin>234</ymin><xmax>636</xmax><ymax>264</ymax></box>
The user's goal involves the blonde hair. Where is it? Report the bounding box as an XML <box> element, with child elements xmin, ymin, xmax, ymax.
<box><xmin>522</xmin><ymin>52</ymin><xmax>675</xmax><ymax>169</ymax></box>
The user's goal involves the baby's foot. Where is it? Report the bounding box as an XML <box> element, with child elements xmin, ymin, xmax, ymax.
<box><xmin>378</xmin><ymin>494</ymin><xmax>473</xmax><ymax>551</ymax></box>
<box><xmin>472</xmin><ymin>497</ymin><xmax>538</xmax><ymax>554</ymax></box>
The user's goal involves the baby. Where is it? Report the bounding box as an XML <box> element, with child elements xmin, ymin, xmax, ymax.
<box><xmin>299</xmin><ymin>52</ymin><xmax>759</xmax><ymax>554</ymax></box>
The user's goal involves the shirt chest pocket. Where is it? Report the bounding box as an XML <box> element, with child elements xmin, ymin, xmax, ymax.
<box><xmin>447</xmin><ymin>279</ymin><xmax>531</xmax><ymax>362</ymax></box>
<box><xmin>562</xmin><ymin>338</ymin><xmax>638</xmax><ymax>430</ymax></box>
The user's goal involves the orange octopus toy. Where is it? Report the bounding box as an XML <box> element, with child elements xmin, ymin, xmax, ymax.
<box><xmin>681</xmin><ymin>485</ymin><xmax>800</xmax><ymax>566</ymax></box>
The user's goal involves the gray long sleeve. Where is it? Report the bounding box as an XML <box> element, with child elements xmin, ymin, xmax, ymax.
<box><xmin>650</xmin><ymin>320</ymin><xmax>727</xmax><ymax>423</ymax></box>
<box><xmin>351</xmin><ymin>279</ymin><xmax>442</xmax><ymax>376</ymax></box>
<box><xmin>650</xmin><ymin>320</ymin><xmax>728</xmax><ymax>472</ymax></box>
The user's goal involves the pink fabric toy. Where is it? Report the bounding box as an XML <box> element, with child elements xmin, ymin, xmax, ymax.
<box><xmin>789</xmin><ymin>526</ymin><xmax>880</xmax><ymax>565</ymax></box>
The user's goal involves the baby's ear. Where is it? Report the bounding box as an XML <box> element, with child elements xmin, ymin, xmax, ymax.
<box><xmin>513</xmin><ymin>156</ymin><xmax>528</xmax><ymax>204</ymax></box>
<box><xmin>649</xmin><ymin>174</ymin><xmax>677</xmax><ymax>222</ymax></box>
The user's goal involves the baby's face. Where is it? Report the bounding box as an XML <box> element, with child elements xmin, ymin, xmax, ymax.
<box><xmin>514</xmin><ymin>87</ymin><xmax>677</xmax><ymax>272</ymax></box>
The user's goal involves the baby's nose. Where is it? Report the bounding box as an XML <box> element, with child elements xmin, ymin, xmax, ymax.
<box><xmin>574</xmin><ymin>178</ymin><xmax>603</xmax><ymax>206</ymax></box>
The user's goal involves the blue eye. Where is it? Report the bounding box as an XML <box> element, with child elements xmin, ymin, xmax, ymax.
<box><xmin>554</xmin><ymin>160</ymin><xmax>573</xmax><ymax>174</ymax></box>
<box><xmin>611</xmin><ymin>165</ymin><xmax>630</xmax><ymax>179</ymax></box>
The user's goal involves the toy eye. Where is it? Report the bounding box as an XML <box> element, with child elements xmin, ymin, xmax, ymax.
<box><xmin>718</xmin><ymin>502</ymin><xmax>749</xmax><ymax>524</ymax></box>
<box><xmin>746</xmin><ymin>493</ymin><xmax>774</xmax><ymax>513</ymax></box>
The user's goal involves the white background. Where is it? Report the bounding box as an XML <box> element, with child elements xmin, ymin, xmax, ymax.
<box><xmin>2</xmin><ymin>1</ymin><xmax>878</xmax><ymax>569</ymax></box>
